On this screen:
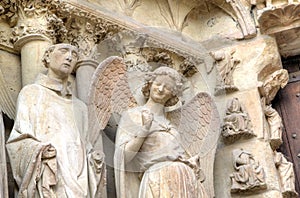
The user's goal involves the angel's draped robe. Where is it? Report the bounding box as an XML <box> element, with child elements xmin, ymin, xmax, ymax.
<box><xmin>114</xmin><ymin>106</ymin><xmax>208</xmax><ymax>198</ymax></box>
<box><xmin>6</xmin><ymin>74</ymin><xmax>99</xmax><ymax>197</ymax></box>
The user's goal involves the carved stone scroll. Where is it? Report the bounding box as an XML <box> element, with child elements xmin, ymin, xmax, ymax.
<box><xmin>210</xmin><ymin>48</ymin><xmax>240</xmax><ymax>95</ymax></box>
<box><xmin>230</xmin><ymin>149</ymin><xmax>267</xmax><ymax>193</ymax></box>
<box><xmin>221</xmin><ymin>98</ymin><xmax>256</xmax><ymax>144</ymax></box>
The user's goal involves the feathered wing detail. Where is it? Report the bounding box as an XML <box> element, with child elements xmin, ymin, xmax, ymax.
<box><xmin>168</xmin><ymin>92</ymin><xmax>221</xmax><ymax>197</ymax></box>
<box><xmin>87</xmin><ymin>56</ymin><xmax>137</xmax><ymax>145</ymax></box>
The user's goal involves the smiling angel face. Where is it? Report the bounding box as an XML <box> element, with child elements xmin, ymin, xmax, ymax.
<box><xmin>150</xmin><ymin>75</ymin><xmax>176</xmax><ymax>105</ymax></box>
<box><xmin>142</xmin><ymin>66</ymin><xmax>183</xmax><ymax>107</ymax></box>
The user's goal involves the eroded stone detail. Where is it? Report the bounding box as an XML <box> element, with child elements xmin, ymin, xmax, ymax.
<box><xmin>230</xmin><ymin>149</ymin><xmax>267</xmax><ymax>193</ymax></box>
<box><xmin>221</xmin><ymin>98</ymin><xmax>256</xmax><ymax>144</ymax></box>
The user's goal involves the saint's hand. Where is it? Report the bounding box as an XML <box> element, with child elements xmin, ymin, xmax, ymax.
<box><xmin>42</xmin><ymin>145</ymin><xmax>56</xmax><ymax>159</ymax></box>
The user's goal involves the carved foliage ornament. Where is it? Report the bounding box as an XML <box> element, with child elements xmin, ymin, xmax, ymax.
<box><xmin>57</xmin><ymin>2</ymin><xmax>121</xmax><ymax>60</ymax></box>
<box><xmin>10</xmin><ymin>0</ymin><xmax>64</xmax><ymax>44</ymax></box>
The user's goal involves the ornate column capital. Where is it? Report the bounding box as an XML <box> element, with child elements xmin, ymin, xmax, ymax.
<box><xmin>10</xmin><ymin>0</ymin><xmax>65</xmax><ymax>49</ymax></box>
<box><xmin>57</xmin><ymin>2</ymin><xmax>121</xmax><ymax>62</ymax></box>
<box><xmin>75</xmin><ymin>59</ymin><xmax>98</xmax><ymax>72</ymax></box>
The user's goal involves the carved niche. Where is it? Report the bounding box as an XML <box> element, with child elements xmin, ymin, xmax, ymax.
<box><xmin>230</xmin><ymin>148</ymin><xmax>267</xmax><ymax>193</ymax></box>
<box><xmin>221</xmin><ymin>97</ymin><xmax>256</xmax><ymax>144</ymax></box>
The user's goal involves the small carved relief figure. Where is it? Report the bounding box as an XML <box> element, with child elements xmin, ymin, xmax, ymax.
<box><xmin>210</xmin><ymin>48</ymin><xmax>240</xmax><ymax>95</ymax></box>
<box><xmin>274</xmin><ymin>152</ymin><xmax>298</xmax><ymax>198</ymax></box>
<box><xmin>263</xmin><ymin>104</ymin><xmax>283</xmax><ymax>150</ymax></box>
<box><xmin>6</xmin><ymin>44</ymin><xmax>106</xmax><ymax>197</ymax></box>
<box><xmin>222</xmin><ymin>98</ymin><xmax>256</xmax><ymax>144</ymax></box>
<box><xmin>259</xmin><ymin>69</ymin><xmax>288</xmax><ymax>149</ymax></box>
<box><xmin>230</xmin><ymin>149</ymin><xmax>267</xmax><ymax>193</ymax></box>
<box><xmin>88</xmin><ymin>59</ymin><xmax>220</xmax><ymax>198</ymax></box>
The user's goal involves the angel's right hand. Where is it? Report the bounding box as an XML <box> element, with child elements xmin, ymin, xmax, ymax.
<box><xmin>141</xmin><ymin>109</ymin><xmax>153</xmax><ymax>131</ymax></box>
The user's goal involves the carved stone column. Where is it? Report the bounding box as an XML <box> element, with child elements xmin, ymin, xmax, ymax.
<box><xmin>75</xmin><ymin>59</ymin><xmax>98</xmax><ymax>103</ymax></box>
<box><xmin>11</xmin><ymin>0</ymin><xmax>63</xmax><ymax>86</ymax></box>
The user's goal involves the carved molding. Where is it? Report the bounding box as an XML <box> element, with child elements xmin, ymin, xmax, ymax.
<box><xmin>225</xmin><ymin>0</ymin><xmax>257</xmax><ymax>38</ymax></box>
<box><xmin>97</xmin><ymin>30</ymin><xmax>201</xmax><ymax>76</ymax></box>
<box><xmin>258</xmin><ymin>3</ymin><xmax>300</xmax><ymax>34</ymax></box>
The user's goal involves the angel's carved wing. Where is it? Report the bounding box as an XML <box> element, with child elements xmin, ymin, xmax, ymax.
<box><xmin>87</xmin><ymin>56</ymin><xmax>137</xmax><ymax>145</ymax></box>
<box><xmin>168</xmin><ymin>91</ymin><xmax>221</xmax><ymax>197</ymax></box>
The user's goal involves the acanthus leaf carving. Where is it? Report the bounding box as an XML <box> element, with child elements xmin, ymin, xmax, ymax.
<box><xmin>10</xmin><ymin>0</ymin><xmax>64</xmax><ymax>44</ymax></box>
<box><xmin>57</xmin><ymin>2</ymin><xmax>122</xmax><ymax>61</ymax></box>
<box><xmin>0</xmin><ymin>0</ymin><xmax>18</xmax><ymax>27</ymax></box>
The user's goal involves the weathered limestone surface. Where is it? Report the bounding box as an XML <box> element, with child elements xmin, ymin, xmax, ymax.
<box><xmin>0</xmin><ymin>0</ymin><xmax>299</xmax><ymax>197</ymax></box>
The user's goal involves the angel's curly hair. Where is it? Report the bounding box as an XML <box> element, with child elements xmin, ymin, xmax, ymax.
<box><xmin>41</xmin><ymin>43</ymin><xmax>79</xmax><ymax>68</ymax></box>
<box><xmin>142</xmin><ymin>66</ymin><xmax>184</xmax><ymax>107</ymax></box>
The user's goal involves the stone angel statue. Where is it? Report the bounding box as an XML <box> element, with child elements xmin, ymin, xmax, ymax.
<box><xmin>88</xmin><ymin>56</ymin><xmax>221</xmax><ymax>198</ymax></box>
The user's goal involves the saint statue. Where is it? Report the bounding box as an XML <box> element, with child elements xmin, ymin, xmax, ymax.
<box><xmin>6</xmin><ymin>43</ymin><xmax>106</xmax><ymax>197</ymax></box>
